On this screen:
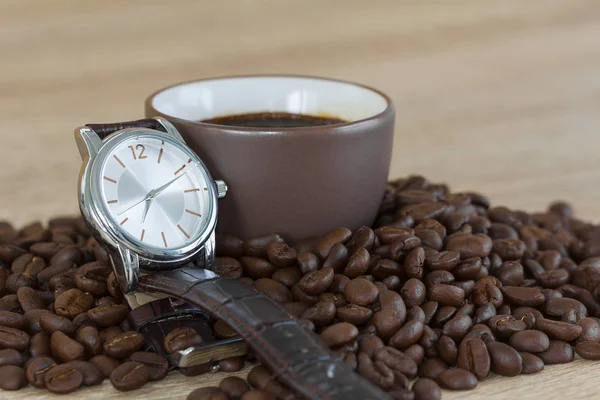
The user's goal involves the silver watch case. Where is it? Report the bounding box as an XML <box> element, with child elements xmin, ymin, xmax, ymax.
<box><xmin>75</xmin><ymin>117</ymin><xmax>221</xmax><ymax>293</ymax></box>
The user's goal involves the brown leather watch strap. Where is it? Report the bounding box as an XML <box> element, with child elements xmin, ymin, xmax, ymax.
<box><xmin>86</xmin><ymin>118</ymin><xmax>166</xmax><ymax>140</ymax></box>
<box><xmin>138</xmin><ymin>268</ymin><xmax>390</xmax><ymax>400</ymax></box>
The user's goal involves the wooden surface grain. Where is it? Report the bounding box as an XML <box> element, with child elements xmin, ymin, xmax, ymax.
<box><xmin>1</xmin><ymin>0</ymin><xmax>600</xmax><ymax>398</ymax></box>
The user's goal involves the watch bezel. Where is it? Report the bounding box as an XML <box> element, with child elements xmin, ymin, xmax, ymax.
<box><xmin>79</xmin><ymin>127</ymin><xmax>218</xmax><ymax>266</ymax></box>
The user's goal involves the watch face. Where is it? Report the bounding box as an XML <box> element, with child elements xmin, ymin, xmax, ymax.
<box><xmin>92</xmin><ymin>132</ymin><xmax>215</xmax><ymax>253</ymax></box>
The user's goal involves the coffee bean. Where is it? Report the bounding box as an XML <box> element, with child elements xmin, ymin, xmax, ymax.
<box><xmin>489</xmin><ymin>315</ymin><xmax>526</xmax><ymax>338</ymax></box>
<box><xmin>437</xmin><ymin>368</ymin><xmax>477</xmax><ymax>390</ymax></box>
<box><xmin>401</xmin><ymin>279</ymin><xmax>426</xmax><ymax>308</ymax></box>
<box><xmin>271</xmin><ymin>267</ymin><xmax>302</xmax><ymax>288</ymax></box>
<box><xmin>576</xmin><ymin>318</ymin><xmax>600</xmax><ymax>343</ymax></box>
<box><xmin>315</xmin><ymin>228</ymin><xmax>352</xmax><ymax>259</ymax></box>
<box><xmin>405</xmin><ymin>247</ymin><xmax>425</xmax><ymax>280</ymax></box>
<box><xmin>437</xmin><ymin>335</ymin><xmax>457</xmax><ymax>365</ymax></box>
<box><xmin>87</xmin><ymin>303</ymin><xmax>128</xmax><ymax>327</ymax></box>
<box><xmin>75</xmin><ymin>325</ymin><xmax>102</xmax><ymax>356</ymax></box>
<box><xmin>128</xmin><ymin>351</ymin><xmax>168</xmax><ymax>381</ymax></box>
<box><xmin>25</xmin><ymin>355</ymin><xmax>56</xmax><ymax>387</ymax></box>
<box><xmin>357</xmin><ymin>352</ymin><xmax>395</xmax><ymax>390</ymax></box>
<box><xmin>322</xmin><ymin>243</ymin><xmax>349</xmax><ymax>272</ymax></box>
<box><xmin>69</xmin><ymin>360</ymin><xmax>104</xmax><ymax>386</ymax></box>
<box><xmin>417</xmin><ymin>358</ymin><xmax>448</xmax><ymax>380</ymax></box>
<box><xmin>445</xmin><ymin>233</ymin><xmax>492</xmax><ymax>259</ymax></box>
<box><xmin>374</xmin><ymin>346</ymin><xmax>418</xmax><ymax>378</ymax></box>
<box><xmin>359</xmin><ymin>335</ymin><xmax>385</xmax><ymax>358</ymax></box>
<box><xmin>508</xmin><ymin>330</ymin><xmax>550</xmax><ymax>353</ymax></box>
<box><xmin>301</xmin><ymin>300</ymin><xmax>336</xmax><ymax>327</ymax></box>
<box><xmin>544</xmin><ymin>297</ymin><xmax>587</xmax><ymax>322</ymax></box>
<box><xmin>51</xmin><ymin>331</ymin><xmax>84</xmax><ymax>362</ymax></box>
<box><xmin>390</xmin><ymin>319</ymin><xmax>425</xmax><ymax>349</ymax></box>
<box><xmin>0</xmin><ymin>365</ymin><xmax>27</xmax><ymax>390</ymax></box>
<box><xmin>442</xmin><ymin>314</ymin><xmax>472</xmax><ymax>342</ymax></box>
<box><xmin>44</xmin><ymin>362</ymin><xmax>83</xmax><ymax>394</ymax></box>
<box><xmin>214</xmin><ymin>257</ymin><xmax>244</xmax><ymax>279</ymax></box>
<box><xmin>0</xmin><ymin>348</ymin><xmax>22</xmax><ymax>367</ymax></box>
<box><xmin>240</xmin><ymin>257</ymin><xmax>277</xmax><ymax>279</ymax></box>
<box><xmin>372</xmin><ymin>309</ymin><xmax>404</xmax><ymax>341</ymax></box>
<box><xmin>427</xmin><ymin>284</ymin><xmax>464</xmax><ymax>307</ymax></box>
<box><xmin>344</xmin><ymin>248</ymin><xmax>371</xmax><ymax>278</ymax></box>
<box><xmin>40</xmin><ymin>312</ymin><xmax>76</xmax><ymax>336</ymax></box>
<box><xmin>102</xmin><ymin>330</ymin><xmax>144</xmax><ymax>359</ymax></box>
<box><xmin>253</xmin><ymin>278</ymin><xmax>293</xmax><ymax>303</ymax></box>
<box><xmin>535</xmin><ymin>317</ymin><xmax>582</xmax><ymax>341</ymax></box>
<box><xmin>0</xmin><ymin>311</ymin><xmax>26</xmax><ymax>329</ymax></box>
<box><xmin>334</xmin><ymin>305</ymin><xmax>370</xmax><ymax>326</ymax></box>
<box><xmin>501</xmin><ymin>286</ymin><xmax>545</xmax><ymax>307</ymax></box>
<box><xmin>486</xmin><ymin>341</ymin><xmax>523</xmax><ymax>376</ymax></box>
<box><xmin>0</xmin><ymin>325</ymin><xmax>29</xmax><ymax>350</ymax></box>
<box><xmin>0</xmin><ymin>245</ymin><xmax>27</xmax><ymax>264</ymax></box>
<box><xmin>74</xmin><ymin>261</ymin><xmax>110</xmax><ymax>296</ymax></box>
<box><xmin>241</xmin><ymin>389</ymin><xmax>275</xmax><ymax>400</ymax></box>
<box><xmin>344</xmin><ymin>278</ymin><xmax>379</xmax><ymax>306</ymax></box>
<box><xmin>187</xmin><ymin>386</ymin><xmax>229</xmax><ymax>400</ymax></box>
<box><xmin>298</xmin><ymin>267</ymin><xmax>334</xmax><ymax>296</ymax></box>
<box><xmin>412</xmin><ymin>378</ymin><xmax>441</xmax><ymax>400</ymax></box>
<box><xmin>457</xmin><ymin>337</ymin><xmax>490</xmax><ymax>380</ymax></box>
<box><xmin>346</xmin><ymin>226</ymin><xmax>376</xmax><ymax>256</ymax></box>
<box><xmin>54</xmin><ymin>288</ymin><xmax>94</xmax><ymax>319</ymax></box>
<box><xmin>519</xmin><ymin>352</ymin><xmax>544</xmax><ymax>374</ymax></box>
<box><xmin>89</xmin><ymin>354</ymin><xmax>120</xmax><ymax>378</ymax></box>
<box><xmin>320</xmin><ymin>322</ymin><xmax>358</xmax><ymax>348</ymax></box>
<box><xmin>110</xmin><ymin>361</ymin><xmax>149</xmax><ymax>391</ymax></box>
<box><xmin>215</xmin><ymin>234</ymin><xmax>244</xmax><ymax>258</ymax></box>
<box><xmin>537</xmin><ymin>340</ymin><xmax>574</xmax><ymax>364</ymax></box>
<box><xmin>575</xmin><ymin>341</ymin><xmax>600</xmax><ymax>360</ymax></box>
<box><xmin>219</xmin><ymin>375</ymin><xmax>250</xmax><ymax>398</ymax></box>
<box><xmin>218</xmin><ymin>356</ymin><xmax>245</xmax><ymax>373</ymax></box>
<box><xmin>29</xmin><ymin>242</ymin><xmax>67</xmax><ymax>260</ymax></box>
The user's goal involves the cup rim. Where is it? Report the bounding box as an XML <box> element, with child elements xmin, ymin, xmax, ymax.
<box><xmin>145</xmin><ymin>74</ymin><xmax>394</xmax><ymax>133</ymax></box>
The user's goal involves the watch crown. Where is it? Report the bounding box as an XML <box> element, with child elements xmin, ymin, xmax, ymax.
<box><xmin>215</xmin><ymin>180</ymin><xmax>228</xmax><ymax>199</ymax></box>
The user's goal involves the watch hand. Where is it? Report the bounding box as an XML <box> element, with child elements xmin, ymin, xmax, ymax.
<box><xmin>117</xmin><ymin>195</ymin><xmax>150</xmax><ymax>216</ymax></box>
<box><xmin>151</xmin><ymin>173</ymin><xmax>187</xmax><ymax>198</ymax></box>
<box><xmin>141</xmin><ymin>198</ymin><xmax>152</xmax><ymax>223</ymax></box>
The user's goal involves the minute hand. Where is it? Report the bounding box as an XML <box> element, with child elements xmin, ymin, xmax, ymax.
<box><xmin>150</xmin><ymin>172</ymin><xmax>186</xmax><ymax>198</ymax></box>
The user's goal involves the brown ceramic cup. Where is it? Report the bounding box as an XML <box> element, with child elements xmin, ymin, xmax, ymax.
<box><xmin>145</xmin><ymin>75</ymin><xmax>395</xmax><ymax>242</ymax></box>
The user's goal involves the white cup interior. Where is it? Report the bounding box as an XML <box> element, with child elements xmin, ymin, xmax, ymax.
<box><xmin>152</xmin><ymin>76</ymin><xmax>389</xmax><ymax>123</ymax></box>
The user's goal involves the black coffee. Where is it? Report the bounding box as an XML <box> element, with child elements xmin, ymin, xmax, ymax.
<box><xmin>202</xmin><ymin>112</ymin><xmax>346</xmax><ymax>128</ymax></box>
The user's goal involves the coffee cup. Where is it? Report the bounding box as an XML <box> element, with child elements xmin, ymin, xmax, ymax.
<box><xmin>145</xmin><ymin>75</ymin><xmax>395</xmax><ymax>242</ymax></box>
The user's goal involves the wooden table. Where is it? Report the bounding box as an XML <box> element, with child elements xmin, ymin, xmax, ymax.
<box><xmin>2</xmin><ymin>0</ymin><xmax>600</xmax><ymax>398</ymax></box>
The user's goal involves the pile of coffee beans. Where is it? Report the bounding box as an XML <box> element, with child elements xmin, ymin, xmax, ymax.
<box><xmin>3</xmin><ymin>175</ymin><xmax>600</xmax><ymax>400</ymax></box>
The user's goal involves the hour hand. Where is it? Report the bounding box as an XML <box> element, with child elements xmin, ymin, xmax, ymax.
<box><xmin>141</xmin><ymin>198</ymin><xmax>152</xmax><ymax>223</ymax></box>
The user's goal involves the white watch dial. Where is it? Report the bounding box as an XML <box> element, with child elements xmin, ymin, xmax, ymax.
<box><xmin>98</xmin><ymin>134</ymin><xmax>213</xmax><ymax>250</ymax></box>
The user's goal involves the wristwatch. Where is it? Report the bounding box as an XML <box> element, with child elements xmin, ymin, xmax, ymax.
<box><xmin>74</xmin><ymin>117</ymin><xmax>389</xmax><ymax>400</ymax></box>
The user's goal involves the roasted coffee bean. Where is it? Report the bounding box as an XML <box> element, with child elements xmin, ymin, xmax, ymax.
<box><xmin>545</xmin><ymin>297</ymin><xmax>587</xmax><ymax>322</ymax></box>
<box><xmin>405</xmin><ymin>247</ymin><xmax>425</xmax><ymax>279</ymax></box>
<box><xmin>218</xmin><ymin>356</ymin><xmax>245</xmax><ymax>373</ymax></box>
<box><xmin>50</xmin><ymin>246</ymin><xmax>83</xmax><ymax>267</ymax></box>
<box><xmin>0</xmin><ymin>365</ymin><xmax>27</xmax><ymax>390</ymax></box>
<box><xmin>345</xmin><ymin>278</ymin><xmax>379</xmax><ymax>306</ymax></box>
<box><xmin>89</xmin><ymin>354</ymin><xmax>120</xmax><ymax>378</ymax></box>
<box><xmin>576</xmin><ymin>318</ymin><xmax>600</xmax><ymax>343</ymax></box>
<box><xmin>401</xmin><ymin>279</ymin><xmax>426</xmax><ymax>308</ymax></box>
<box><xmin>406</xmin><ymin>306</ymin><xmax>426</xmax><ymax>324</ymax></box>
<box><xmin>442</xmin><ymin>314</ymin><xmax>472</xmax><ymax>342</ymax></box>
<box><xmin>220</xmin><ymin>376</ymin><xmax>250</xmax><ymax>399</ymax></box>
<box><xmin>358</xmin><ymin>335</ymin><xmax>385</xmax><ymax>358</ymax></box>
<box><xmin>344</xmin><ymin>248</ymin><xmax>371</xmax><ymax>278</ymax></box>
<box><xmin>40</xmin><ymin>311</ymin><xmax>76</xmax><ymax>336</ymax></box>
<box><xmin>509</xmin><ymin>330</ymin><xmax>550</xmax><ymax>353</ymax></box>
<box><xmin>537</xmin><ymin>269</ymin><xmax>570</xmax><ymax>288</ymax></box>
<box><xmin>179</xmin><ymin>363</ymin><xmax>211</xmax><ymax>377</ymax></box>
<box><xmin>25</xmin><ymin>355</ymin><xmax>56</xmax><ymax>387</ymax></box>
<box><xmin>110</xmin><ymin>361</ymin><xmax>149</xmax><ymax>391</ymax></box>
<box><xmin>390</xmin><ymin>319</ymin><xmax>425</xmax><ymax>349</ymax></box>
<box><xmin>265</xmin><ymin>241</ymin><xmax>297</xmax><ymax>267</ymax></box>
<box><xmin>187</xmin><ymin>386</ymin><xmax>229</xmax><ymax>400</ymax></box>
<box><xmin>417</xmin><ymin>358</ymin><xmax>448</xmax><ymax>380</ymax></box>
<box><xmin>372</xmin><ymin>309</ymin><xmax>404</xmax><ymax>341</ymax></box>
<box><xmin>253</xmin><ymin>278</ymin><xmax>293</xmax><ymax>303</ymax></box>
<box><xmin>374</xmin><ymin>346</ymin><xmax>418</xmax><ymax>378</ymax></box>
<box><xmin>437</xmin><ymin>368</ymin><xmax>477</xmax><ymax>390</ymax></box>
<box><xmin>129</xmin><ymin>352</ymin><xmax>169</xmax><ymax>381</ymax></box>
<box><xmin>99</xmin><ymin>326</ymin><xmax>123</xmax><ymax>343</ymax></box>
<box><xmin>474</xmin><ymin>303</ymin><xmax>496</xmax><ymax>325</ymax></box>
<box><xmin>421</xmin><ymin>301</ymin><xmax>439</xmax><ymax>325</ymax></box>
<box><xmin>295</xmin><ymin>252</ymin><xmax>319</xmax><ymax>276</ymax></box>
<box><xmin>51</xmin><ymin>331</ymin><xmax>84</xmax><ymax>362</ymax></box>
<box><xmin>419</xmin><ymin>325</ymin><xmax>439</xmax><ymax>359</ymax></box>
<box><xmin>501</xmin><ymin>286</ymin><xmax>545</xmax><ymax>307</ymax></box>
<box><xmin>0</xmin><ymin>325</ymin><xmax>29</xmax><ymax>350</ymax></box>
<box><xmin>427</xmin><ymin>284</ymin><xmax>464</xmax><ymax>307</ymax></box>
<box><xmin>216</xmin><ymin>234</ymin><xmax>244</xmax><ymax>258</ymax></box>
<box><xmin>30</xmin><ymin>242</ymin><xmax>67</xmax><ymax>260</ymax></box>
<box><xmin>163</xmin><ymin>327</ymin><xmax>203</xmax><ymax>354</ymax></box>
<box><xmin>412</xmin><ymin>378</ymin><xmax>441</xmax><ymax>400</ymax></box>
<box><xmin>240</xmin><ymin>257</ymin><xmax>277</xmax><ymax>279</ymax></box>
<box><xmin>445</xmin><ymin>233</ymin><xmax>492</xmax><ymax>259</ymax></box>
<box><xmin>537</xmin><ymin>340</ymin><xmax>574</xmax><ymax>364</ymax></box>
<box><xmin>0</xmin><ymin>348</ymin><xmax>22</xmax><ymax>367</ymax></box>
<box><xmin>54</xmin><ymin>288</ymin><xmax>94</xmax><ymax>319</ymax></box>
<box><xmin>271</xmin><ymin>267</ymin><xmax>302</xmax><ymax>288</ymax></box>
<box><xmin>0</xmin><ymin>245</ymin><xmax>27</xmax><ymax>264</ymax></box>
<box><xmin>433</xmin><ymin>306</ymin><xmax>456</xmax><ymax>328</ymax></box>
<box><xmin>457</xmin><ymin>337</ymin><xmax>490</xmax><ymax>380</ymax></box>
<box><xmin>437</xmin><ymin>335</ymin><xmax>457</xmax><ymax>366</ymax></box>
<box><xmin>104</xmin><ymin>331</ymin><xmax>145</xmax><ymax>359</ymax></box>
<box><xmin>68</xmin><ymin>360</ymin><xmax>104</xmax><ymax>386</ymax></box>
<box><xmin>301</xmin><ymin>300</ymin><xmax>336</xmax><ymax>327</ymax></box>
<box><xmin>520</xmin><ymin>352</ymin><xmax>544</xmax><ymax>374</ymax></box>
<box><xmin>76</xmin><ymin>325</ymin><xmax>102</xmax><ymax>356</ymax></box>
<box><xmin>323</xmin><ymin>243</ymin><xmax>349</xmax><ymax>272</ymax></box>
<box><xmin>486</xmin><ymin>341</ymin><xmax>522</xmax><ymax>376</ymax></box>
<box><xmin>489</xmin><ymin>315</ymin><xmax>526</xmax><ymax>338</ymax></box>
<box><xmin>44</xmin><ymin>362</ymin><xmax>83</xmax><ymax>394</ymax></box>
<box><xmin>404</xmin><ymin>344</ymin><xmax>425</xmax><ymax>365</ymax></box>
<box><xmin>74</xmin><ymin>261</ymin><xmax>110</xmax><ymax>296</ymax></box>
<box><xmin>214</xmin><ymin>257</ymin><xmax>244</xmax><ymax>279</ymax></box>
<box><xmin>298</xmin><ymin>267</ymin><xmax>334</xmax><ymax>295</ymax></box>
<box><xmin>29</xmin><ymin>332</ymin><xmax>50</xmax><ymax>357</ymax></box>
<box><xmin>535</xmin><ymin>318</ymin><xmax>582</xmax><ymax>341</ymax></box>
<box><xmin>320</xmin><ymin>322</ymin><xmax>358</xmax><ymax>348</ymax></box>
<box><xmin>0</xmin><ymin>310</ymin><xmax>26</xmax><ymax>329</ymax></box>
<box><xmin>315</xmin><ymin>228</ymin><xmax>352</xmax><ymax>259</ymax></box>
<box><xmin>24</xmin><ymin>309</ymin><xmax>49</xmax><ymax>333</ymax></box>
<box><xmin>357</xmin><ymin>352</ymin><xmax>395</xmax><ymax>390</ymax></box>
<box><xmin>87</xmin><ymin>303</ymin><xmax>128</xmax><ymax>327</ymax></box>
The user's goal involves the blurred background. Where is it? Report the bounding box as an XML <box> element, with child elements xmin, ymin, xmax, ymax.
<box><xmin>2</xmin><ymin>0</ymin><xmax>600</xmax><ymax>227</ymax></box>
